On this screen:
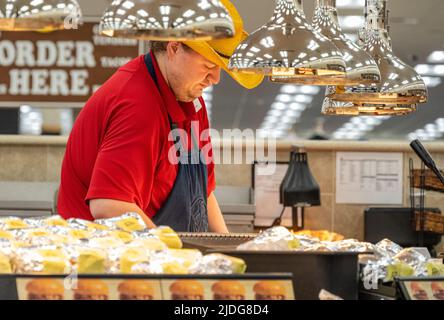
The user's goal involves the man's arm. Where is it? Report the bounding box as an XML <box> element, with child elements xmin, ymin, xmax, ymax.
<box><xmin>90</xmin><ymin>199</ymin><xmax>156</xmax><ymax>229</ymax></box>
<box><xmin>207</xmin><ymin>192</ymin><xmax>229</xmax><ymax>233</ymax></box>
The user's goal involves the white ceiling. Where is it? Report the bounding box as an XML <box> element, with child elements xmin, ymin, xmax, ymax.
<box><xmin>79</xmin><ymin>0</ymin><xmax>444</xmax><ymax>140</ymax></box>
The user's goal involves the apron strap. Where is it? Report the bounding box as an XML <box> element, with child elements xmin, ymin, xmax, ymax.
<box><xmin>144</xmin><ymin>53</ymin><xmax>182</xmax><ymax>152</ymax></box>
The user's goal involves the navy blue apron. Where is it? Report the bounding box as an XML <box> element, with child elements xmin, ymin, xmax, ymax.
<box><xmin>144</xmin><ymin>54</ymin><xmax>209</xmax><ymax>232</ymax></box>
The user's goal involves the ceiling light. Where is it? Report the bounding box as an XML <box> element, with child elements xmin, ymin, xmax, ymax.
<box><xmin>289</xmin><ymin>103</ymin><xmax>306</xmax><ymax>111</ymax></box>
<box><xmin>422</xmin><ymin>76</ymin><xmax>442</xmax><ymax>88</ymax></box>
<box><xmin>294</xmin><ymin>94</ymin><xmax>313</xmax><ymax>103</ymax></box>
<box><xmin>337</xmin><ymin>0</ymin><xmax>365</xmax><ymax>8</ymax></box>
<box><xmin>280</xmin><ymin>85</ymin><xmax>299</xmax><ymax>94</ymax></box>
<box><xmin>300</xmin><ymin>85</ymin><xmax>321</xmax><ymax>95</ymax></box>
<box><xmin>272</xmin><ymin>102</ymin><xmax>287</xmax><ymax>110</ymax></box>
<box><xmin>99</xmin><ymin>0</ymin><xmax>234</xmax><ymax>40</ymax></box>
<box><xmin>427</xmin><ymin>51</ymin><xmax>444</xmax><ymax>63</ymax></box>
<box><xmin>338</xmin><ymin>15</ymin><xmax>365</xmax><ymax>29</ymax></box>
<box><xmin>276</xmin><ymin>94</ymin><xmax>293</xmax><ymax>103</ymax></box>
<box><xmin>433</xmin><ymin>65</ymin><xmax>444</xmax><ymax>76</ymax></box>
<box><xmin>415</xmin><ymin>64</ymin><xmax>433</xmax><ymax>75</ymax></box>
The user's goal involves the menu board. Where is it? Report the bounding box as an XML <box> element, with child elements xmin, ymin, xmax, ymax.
<box><xmin>336</xmin><ymin>152</ymin><xmax>403</xmax><ymax>204</ymax></box>
<box><xmin>0</xmin><ymin>21</ymin><xmax>141</xmax><ymax>107</ymax></box>
<box><xmin>397</xmin><ymin>278</ymin><xmax>444</xmax><ymax>300</ymax></box>
<box><xmin>15</xmin><ymin>276</ymin><xmax>295</xmax><ymax>300</ymax></box>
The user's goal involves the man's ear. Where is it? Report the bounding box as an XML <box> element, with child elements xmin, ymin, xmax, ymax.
<box><xmin>166</xmin><ymin>41</ymin><xmax>181</xmax><ymax>59</ymax></box>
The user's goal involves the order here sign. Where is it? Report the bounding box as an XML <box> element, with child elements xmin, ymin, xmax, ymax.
<box><xmin>0</xmin><ymin>22</ymin><xmax>141</xmax><ymax>106</ymax></box>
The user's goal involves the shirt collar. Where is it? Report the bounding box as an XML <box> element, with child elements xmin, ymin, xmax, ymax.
<box><xmin>150</xmin><ymin>52</ymin><xmax>197</xmax><ymax>123</ymax></box>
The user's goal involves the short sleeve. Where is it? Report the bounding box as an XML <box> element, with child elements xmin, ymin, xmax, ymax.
<box><xmin>85</xmin><ymin>98</ymin><xmax>162</xmax><ymax>209</ymax></box>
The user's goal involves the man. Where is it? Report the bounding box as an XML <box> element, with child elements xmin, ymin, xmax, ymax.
<box><xmin>57</xmin><ymin>0</ymin><xmax>263</xmax><ymax>232</ymax></box>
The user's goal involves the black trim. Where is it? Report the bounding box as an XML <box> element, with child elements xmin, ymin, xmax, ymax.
<box><xmin>214</xmin><ymin>50</ymin><xmax>231</xmax><ymax>60</ymax></box>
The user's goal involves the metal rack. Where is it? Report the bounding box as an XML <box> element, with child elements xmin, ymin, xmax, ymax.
<box><xmin>409</xmin><ymin>159</ymin><xmax>444</xmax><ymax>248</ymax></box>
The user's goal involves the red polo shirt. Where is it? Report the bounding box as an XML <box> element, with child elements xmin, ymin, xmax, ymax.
<box><xmin>57</xmin><ymin>53</ymin><xmax>216</xmax><ymax>221</ymax></box>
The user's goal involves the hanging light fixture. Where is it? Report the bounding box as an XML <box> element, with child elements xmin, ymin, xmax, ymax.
<box><xmin>0</xmin><ymin>0</ymin><xmax>82</xmax><ymax>32</ymax></box>
<box><xmin>312</xmin><ymin>0</ymin><xmax>380</xmax><ymax>86</ymax></box>
<box><xmin>228</xmin><ymin>0</ymin><xmax>347</xmax><ymax>85</ymax></box>
<box><xmin>99</xmin><ymin>0</ymin><xmax>235</xmax><ymax>41</ymax></box>
<box><xmin>322</xmin><ymin>0</ymin><xmax>428</xmax><ymax>116</ymax></box>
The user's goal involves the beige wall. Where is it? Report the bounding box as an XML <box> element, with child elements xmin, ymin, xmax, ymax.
<box><xmin>1</xmin><ymin>136</ymin><xmax>444</xmax><ymax>242</ymax></box>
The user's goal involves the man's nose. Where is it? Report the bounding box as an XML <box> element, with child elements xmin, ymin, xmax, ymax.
<box><xmin>208</xmin><ymin>67</ymin><xmax>221</xmax><ymax>85</ymax></box>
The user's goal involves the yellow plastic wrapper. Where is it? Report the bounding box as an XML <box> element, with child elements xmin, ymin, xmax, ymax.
<box><xmin>0</xmin><ymin>230</ymin><xmax>13</xmax><ymax>240</ymax></box>
<box><xmin>150</xmin><ymin>226</ymin><xmax>183</xmax><ymax>249</ymax></box>
<box><xmin>0</xmin><ymin>252</ymin><xmax>12</xmax><ymax>273</ymax></box>
<box><xmin>68</xmin><ymin>229</ymin><xmax>92</xmax><ymax>240</ymax></box>
<box><xmin>129</xmin><ymin>238</ymin><xmax>168</xmax><ymax>251</ymax></box>
<box><xmin>161</xmin><ymin>261</ymin><xmax>188</xmax><ymax>274</ymax></box>
<box><xmin>287</xmin><ymin>238</ymin><xmax>300</xmax><ymax>249</ymax></box>
<box><xmin>0</xmin><ymin>217</ymin><xmax>30</xmax><ymax>230</ymax></box>
<box><xmin>426</xmin><ymin>261</ymin><xmax>444</xmax><ymax>277</ymax></box>
<box><xmin>43</xmin><ymin>216</ymin><xmax>69</xmax><ymax>227</ymax></box>
<box><xmin>109</xmin><ymin>230</ymin><xmax>134</xmax><ymax>243</ymax></box>
<box><xmin>25</xmin><ymin>216</ymin><xmax>69</xmax><ymax>228</ymax></box>
<box><xmin>219</xmin><ymin>254</ymin><xmax>247</xmax><ymax>274</ymax></box>
<box><xmin>119</xmin><ymin>248</ymin><xmax>149</xmax><ymax>274</ymax></box>
<box><xmin>385</xmin><ymin>262</ymin><xmax>415</xmax><ymax>282</ymax></box>
<box><xmin>76</xmin><ymin>248</ymin><xmax>107</xmax><ymax>274</ymax></box>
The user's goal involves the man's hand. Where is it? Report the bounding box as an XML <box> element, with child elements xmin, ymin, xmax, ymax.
<box><xmin>89</xmin><ymin>199</ymin><xmax>156</xmax><ymax>229</ymax></box>
<box><xmin>207</xmin><ymin>192</ymin><xmax>229</xmax><ymax>233</ymax></box>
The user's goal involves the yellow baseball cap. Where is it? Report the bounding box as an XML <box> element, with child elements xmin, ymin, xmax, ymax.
<box><xmin>184</xmin><ymin>0</ymin><xmax>264</xmax><ymax>90</ymax></box>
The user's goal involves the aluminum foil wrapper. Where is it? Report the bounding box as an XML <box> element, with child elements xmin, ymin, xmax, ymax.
<box><xmin>237</xmin><ymin>226</ymin><xmax>298</xmax><ymax>251</ymax></box>
<box><xmin>294</xmin><ymin>237</ymin><xmax>374</xmax><ymax>253</ymax></box>
<box><xmin>106</xmin><ymin>246</ymin><xmax>152</xmax><ymax>274</ymax></box>
<box><xmin>393</xmin><ymin>248</ymin><xmax>429</xmax><ymax>277</ymax></box>
<box><xmin>66</xmin><ymin>218</ymin><xmax>111</xmax><ymax>232</ymax></box>
<box><xmin>335</xmin><ymin>239</ymin><xmax>375</xmax><ymax>253</ymax></box>
<box><xmin>393</xmin><ymin>248</ymin><xmax>427</xmax><ymax>266</ymax></box>
<box><xmin>293</xmin><ymin>235</ymin><xmax>321</xmax><ymax>248</ymax></box>
<box><xmin>360</xmin><ymin>247</ymin><xmax>432</xmax><ymax>283</ymax></box>
<box><xmin>9</xmin><ymin>229</ymin><xmax>58</xmax><ymax>247</ymax></box>
<box><xmin>87</xmin><ymin>236</ymin><xmax>126</xmax><ymax>249</ymax></box>
<box><xmin>0</xmin><ymin>240</ymin><xmax>14</xmax><ymax>259</ymax></box>
<box><xmin>43</xmin><ymin>226</ymin><xmax>87</xmax><ymax>244</ymax></box>
<box><xmin>375</xmin><ymin>239</ymin><xmax>403</xmax><ymax>258</ymax></box>
<box><xmin>129</xmin><ymin>249</ymin><xmax>206</xmax><ymax>275</ymax></box>
<box><xmin>132</xmin><ymin>231</ymin><xmax>161</xmax><ymax>240</ymax></box>
<box><xmin>361</xmin><ymin>256</ymin><xmax>394</xmax><ymax>284</ymax></box>
<box><xmin>23</xmin><ymin>216</ymin><xmax>68</xmax><ymax>228</ymax></box>
<box><xmin>13</xmin><ymin>246</ymin><xmax>71</xmax><ymax>274</ymax></box>
<box><xmin>359</xmin><ymin>254</ymin><xmax>379</xmax><ymax>265</ymax></box>
<box><xmin>131</xmin><ymin>261</ymin><xmax>163</xmax><ymax>274</ymax></box>
<box><xmin>319</xmin><ymin>289</ymin><xmax>344</xmax><ymax>300</ymax></box>
<box><xmin>299</xmin><ymin>242</ymin><xmax>339</xmax><ymax>252</ymax></box>
<box><xmin>129</xmin><ymin>250</ymin><xmax>180</xmax><ymax>274</ymax></box>
<box><xmin>95</xmin><ymin>212</ymin><xmax>147</xmax><ymax>232</ymax></box>
<box><xmin>188</xmin><ymin>254</ymin><xmax>238</xmax><ymax>275</ymax></box>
